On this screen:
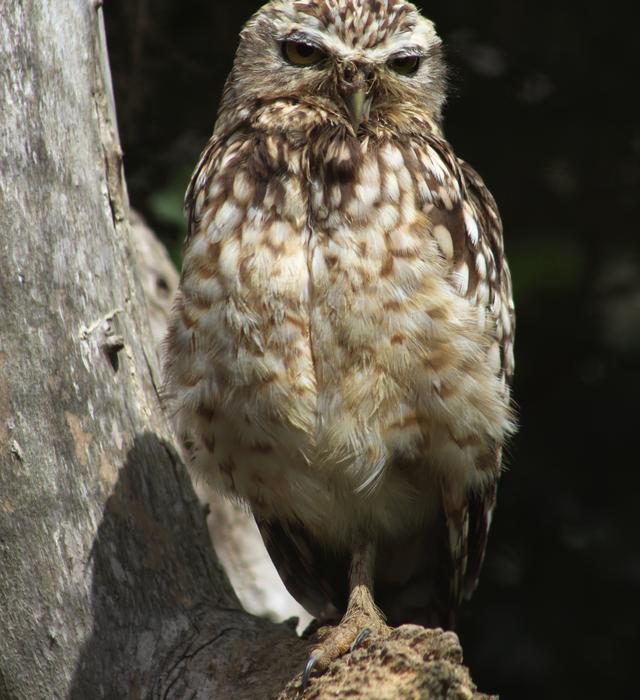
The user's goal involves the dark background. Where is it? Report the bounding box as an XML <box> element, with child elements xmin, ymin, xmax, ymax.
<box><xmin>105</xmin><ymin>2</ymin><xmax>639</xmax><ymax>697</ymax></box>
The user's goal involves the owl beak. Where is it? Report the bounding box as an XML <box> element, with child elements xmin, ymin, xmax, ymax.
<box><xmin>343</xmin><ymin>88</ymin><xmax>371</xmax><ymax>130</ymax></box>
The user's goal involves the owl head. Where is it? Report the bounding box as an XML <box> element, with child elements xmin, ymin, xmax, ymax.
<box><xmin>218</xmin><ymin>0</ymin><xmax>447</xmax><ymax>134</ymax></box>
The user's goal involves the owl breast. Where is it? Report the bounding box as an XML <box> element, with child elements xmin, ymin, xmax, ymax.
<box><xmin>166</xmin><ymin>106</ymin><xmax>512</xmax><ymax>544</ymax></box>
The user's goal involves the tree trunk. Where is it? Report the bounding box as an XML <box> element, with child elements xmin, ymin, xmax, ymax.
<box><xmin>0</xmin><ymin>3</ymin><xmax>493</xmax><ymax>698</ymax></box>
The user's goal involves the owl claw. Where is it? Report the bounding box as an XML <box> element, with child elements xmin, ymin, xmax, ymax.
<box><xmin>301</xmin><ymin>625</ymin><xmax>376</xmax><ymax>691</ymax></box>
<box><xmin>350</xmin><ymin>627</ymin><xmax>371</xmax><ymax>652</ymax></box>
<box><xmin>301</xmin><ymin>654</ymin><xmax>320</xmax><ymax>692</ymax></box>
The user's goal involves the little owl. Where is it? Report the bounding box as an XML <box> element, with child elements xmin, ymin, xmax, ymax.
<box><xmin>164</xmin><ymin>0</ymin><xmax>516</xmax><ymax>686</ymax></box>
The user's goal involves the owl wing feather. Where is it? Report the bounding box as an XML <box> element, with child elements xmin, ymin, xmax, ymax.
<box><xmin>256</xmin><ymin>517</ymin><xmax>349</xmax><ymax>623</ymax></box>
<box><xmin>419</xmin><ymin>142</ymin><xmax>515</xmax><ymax>614</ymax></box>
<box><xmin>459</xmin><ymin>159</ymin><xmax>514</xmax><ymax>604</ymax></box>
<box><xmin>458</xmin><ymin>158</ymin><xmax>516</xmax><ymax>383</ymax></box>
<box><xmin>184</xmin><ymin>136</ymin><xmax>221</xmax><ymax>243</ymax></box>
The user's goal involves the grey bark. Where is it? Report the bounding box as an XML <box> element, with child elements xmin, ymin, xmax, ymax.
<box><xmin>0</xmin><ymin>3</ymin><xmax>494</xmax><ymax>699</ymax></box>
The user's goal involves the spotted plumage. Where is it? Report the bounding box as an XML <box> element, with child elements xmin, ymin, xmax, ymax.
<box><xmin>164</xmin><ymin>0</ymin><xmax>516</xmax><ymax>669</ymax></box>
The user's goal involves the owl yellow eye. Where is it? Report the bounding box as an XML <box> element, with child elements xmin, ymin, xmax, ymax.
<box><xmin>388</xmin><ymin>55</ymin><xmax>421</xmax><ymax>76</ymax></box>
<box><xmin>282</xmin><ymin>41</ymin><xmax>325</xmax><ymax>67</ymax></box>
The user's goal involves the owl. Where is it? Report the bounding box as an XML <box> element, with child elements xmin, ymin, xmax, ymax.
<box><xmin>164</xmin><ymin>0</ymin><xmax>515</xmax><ymax>686</ymax></box>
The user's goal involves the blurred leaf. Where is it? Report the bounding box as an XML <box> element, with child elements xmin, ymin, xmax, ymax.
<box><xmin>146</xmin><ymin>166</ymin><xmax>192</xmax><ymax>230</ymax></box>
<box><xmin>508</xmin><ymin>234</ymin><xmax>585</xmax><ymax>301</ymax></box>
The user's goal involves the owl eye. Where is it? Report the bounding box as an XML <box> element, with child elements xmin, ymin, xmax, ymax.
<box><xmin>282</xmin><ymin>41</ymin><xmax>325</xmax><ymax>67</ymax></box>
<box><xmin>388</xmin><ymin>55</ymin><xmax>421</xmax><ymax>76</ymax></box>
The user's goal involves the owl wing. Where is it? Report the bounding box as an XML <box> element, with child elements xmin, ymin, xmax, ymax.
<box><xmin>457</xmin><ymin>157</ymin><xmax>516</xmax><ymax>384</ymax></box>
<box><xmin>256</xmin><ymin>517</ymin><xmax>349</xmax><ymax>623</ymax></box>
<box><xmin>419</xmin><ymin>140</ymin><xmax>515</xmax><ymax>614</ymax></box>
<box><xmin>459</xmin><ymin>159</ymin><xmax>513</xmax><ymax>606</ymax></box>
<box><xmin>419</xmin><ymin>141</ymin><xmax>515</xmax><ymax>383</ymax></box>
<box><xmin>184</xmin><ymin>136</ymin><xmax>220</xmax><ymax>243</ymax></box>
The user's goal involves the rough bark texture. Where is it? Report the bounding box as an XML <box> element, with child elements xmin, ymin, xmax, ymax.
<box><xmin>0</xmin><ymin>3</ymin><xmax>494</xmax><ymax>699</ymax></box>
<box><xmin>279</xmin><ymin>627</ymin><xmax>494</xmax><ymax>700</ymax></box>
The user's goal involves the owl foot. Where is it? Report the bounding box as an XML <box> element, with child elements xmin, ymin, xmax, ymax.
<box><xmin>301</xmin><ymin>611</ymin><xmax>389</xmax><ymax>691</ymax></box>
<box><xmin>300</xmin><ymin>543</ymin><xmax>385</xmax><ymax>691</ymax></box>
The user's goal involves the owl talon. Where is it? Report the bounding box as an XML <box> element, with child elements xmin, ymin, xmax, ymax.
<box><xmin>301</xmin><ymin>654</ymin><xmax>320</xmax><ymax>692</ymax></box>
<box><xmin>350</xmin><ymin>627</ymin><xmax>370</xmax><ymax>652</ymax></box>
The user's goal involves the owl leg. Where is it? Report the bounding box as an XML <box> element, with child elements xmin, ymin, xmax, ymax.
<box><xmin>302</xmin><ymin>541</ymin><xmax>389</xmax><ymax>689</ymax></box>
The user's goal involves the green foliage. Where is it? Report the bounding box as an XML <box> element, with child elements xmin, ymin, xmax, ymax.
<box><xmin>509</xmin><ymin>234</ymin><xmax>585</xmax><ymax>301</ymax></box>
<box><xmin>145</xmin><ymin>165</ymin><xmax>193</xmax><ymax>266</ymax></box>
